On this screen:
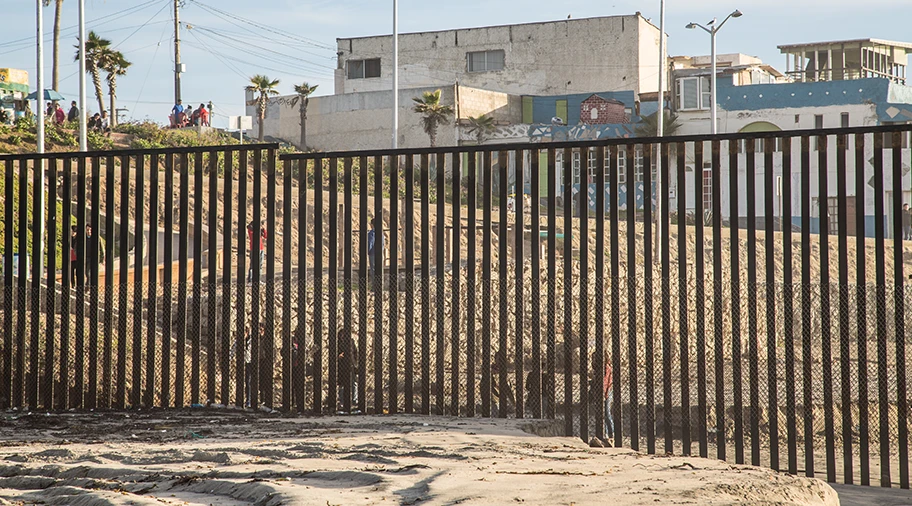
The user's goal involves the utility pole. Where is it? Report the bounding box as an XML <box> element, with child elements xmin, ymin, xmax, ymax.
<box><xmin>36</xmin><ymin>0</ymin><xmax>46</xmax><ymax>284</ymax></box>
<box><xmin>392</xmin><ymin>0</ymin><xmax>398</xmax><ymax>149</ymax></box>
<box><xmin>655</xmin><ymin>0</ymin><xmax>666</xmax><ymax>265</ymax></box>
<box><xmin>173</xmin><ymin>0</ymin><xmax>182</xmax><ymax>105</ymax></box>
<box><xmin>78</xmin><ymin>0</ymin><xmax>86</xmax><ymax>151</ymax></box>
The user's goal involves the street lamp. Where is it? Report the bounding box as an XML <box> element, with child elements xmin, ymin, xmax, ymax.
<box><xmin>686</xmin><ymin>9</ymin><xmax>743</xmax><ymax>135</ymax></box>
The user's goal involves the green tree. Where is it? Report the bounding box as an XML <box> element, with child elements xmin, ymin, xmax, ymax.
<box><xmin>466</xmin><ymin>114</ymin><xmax>495</xmax><ymax>144</ymax></box>
<box><xmin>634</xmin><ymin>110</ymin><xmax>682</xmax><ymax>137</ymax></box>
<box><xmin>412</xmin><ymin>89</ymin><xmax>454</xmax><ymax>148</ymax></box>
<box><xmin>102</xmin><ymin>51</ymin><xmax>131</xmax><ymax>128</ymax></box>
<box><xmin>245</xmin><ymin>74</ymin><xmax>281</xmax><ymax>142</ymax></box>
<box><xmin>74</xmin><ymin>31</ymin><xmax>112</xmax><ymax>115</ymax></box>
<box><xmin>43</xmin><ymin>0</ymin><xmax>64</xmax><ymax>91</ymax></box>
<box><xmin>288</xmin><ymin>82</ymin><xmax>318</xmax><ymax>150</ymax></box>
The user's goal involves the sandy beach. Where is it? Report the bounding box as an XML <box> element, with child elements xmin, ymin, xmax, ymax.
<box><xmin>0</xmin><ymin>410</ymin><xmax>838</xmax><ymax>505</ymax></box>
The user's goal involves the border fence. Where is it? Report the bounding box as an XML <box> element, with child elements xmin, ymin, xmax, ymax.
<box><xmin>1</xmin><ymin>123</ymin><xmax>911</xmax><ymax>487</ymax></box>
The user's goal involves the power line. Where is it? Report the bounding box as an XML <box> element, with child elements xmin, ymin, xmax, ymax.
<box><xmin>189</xmin><ymin>27</ymin><xmax>335</xmax><ymax>75</ymax></box>
<box><xmin>189</xmin><ymin>25</ymin><xmax>335</xmax><ymax>70</ymax></box>
<box><xmin>112</xmin><ymin>1</ymin><xmax>172</xmax><ymax>50</ymax></box>
<box><xmin>187</xmin><ymin>0</ymin><xmax>335</xmax><ymax>51</ymax></box>
<box><xmin>182</xmin><ymin>39</ymin><xmax>332</xmax><ymax>82</ymax></box>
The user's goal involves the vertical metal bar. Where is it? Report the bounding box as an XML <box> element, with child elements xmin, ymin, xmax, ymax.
<box><xmin>530</xmin><ymin>150</ymin><xmax>541</xmax><ymax>420</ymax></box>
<box><xmin>29</xmin><ymin>157</ymin><xmax>42</xmax><ymax>409</ymax></box>
<box><xmin>643</xmin><ymin>144</ymin><xmax>656</xmax><ymax>453</ymax></box>
<box><xmin>837</xmin><ymin>134</ymin><xmax>853</xmax><ymax>484</ymax></box>
<box><xmin>764</xmin><ymin>139</ymin><xmax>779</xmax><ymax>471</ymax></box>
<box><xmin>132</xmin><ymin>154</ymin><xmax>145</xmax><ymax>409</ymax></box>
<box><xmin>782</xmin><ymin>137</ymin><xmax>797</xmax><ymax>474</ymax></box>
<box><xmin>221</xmin><ymin>151</ymin><xmax>233</xmax><ymax>407</ymax></box>
<box><xmin>176</xmin><ymin>152</ymin><xmax>189</xmax><ymax>407</ymax></box>
<box><xmin>746</xmin><ymin>139</ymin><xmax>760</xmax><ymax>466</ymax></box>
<box><xmin>342</xmin><ymin>157</ymin><xmax>353</xmax><ymax>413</ymax></box>
<box><xmin>562</xmin><ymin>147</ymin><xmax>574</xmax><ymax>435</ymax></box>
<box><xmin>873</xmin><ymin>132</ymin><xmax>890</xmax><ymax>486</ymax></box>
<box><xmin>515</xmin><ymin>149</ymin><xmax>525</xmax><ymax>420</ymax></box>
<box><xmin>594</xmin><ymin>146</ymin><xmax>606</xmax><ymax>440</ymax></box>
<box><xmin>388</xmin><ymin>155</ymin><xmax>399</xmax><ymax>414</ymax></box>
<box><xmin>14</xmin><ymin>158</ymin><xmax>26</xmax><ymax>408</ymax></box>
<box><xmin>313</xmin><ymin>157</ymin><xmax>324</xmax><ymax>412</ymax></box>
<box><xmin>607</xmin><ymin>145</ymin><xmax>621</xmax><ymax>447</ymax></box>
<box><xmin>676</xmin><ymin>143</ymin><xmax>690</xmax><ymax>455</ymax></box>
<box><xmin>625</xmin><ymin>143</ymin><xmax>637</xmax><ymax>449</ymax></box>
<box><xmin>60</xmin><ymin>157</ymin><xmax>72</xmax><ymax>410</ymax></box>
<box><xmin>372</xmin><ymin>155</ymin><xmax>382</xmax><ymax>414</ymax></box>
<box><xmin>729</xmin><ymin>139</ymin><xmax>744</xmax><ymax>464</ymax></box>
<box><xmin>358</xmin><ymin>156</ymin><xmax>368</xmax><ymax>415</ymax></box>
<box><xmin>208</xmin><ymin>152</ymin><xmax>219</xmax><ymax>407</ymax></box>
<box><xmin>264</xmin><ymin>149</ymin><xmax>277</xmax><ymax>409</ymax></box>
<box><xmin>578</xmin><ymin>147</ymin><xmax>591</xmax><ymax>436</ymax></box>
<box><xmin>448</xmin><ymin>153</ymin><xmax>460</xmax><ymax>415</ymax></box>
<box><xmin>161</xmin><ymin>153</ymin><xmax>174</xmax><ymax>408</ymax></box>
<box><xmin>819</xmin><ymin>135</ymin><xmax>836</xmax><ymax>483</ymax></box>
<box><xmin>482</xmin><ymin>150</ymin><xmax>493</xmax><ymax>419</ymax></box>
<box><xmin>44</xmin><ymin>156</ymin><xmax>57</xmax><ymax>410</ymax></box>
<box><xmin>87</xmin><ymin>155</ymin><xmax>101</xmax><ymax>410</ymax></box>
<box><xmin>115</xmin><ymin>154</ymin><xmax>130</xmax><ymax>409</ymax></box>
<box><xmin>191</xmin><ymin>152</ymin><xmax>204</xmax><ymax>406</ymax></box>
<box><xmin>74</xmin><ymin>157</ymin><xmax>87</xmax><ymax>409</ymax></box>
<box><xmin>660</xmin><ymin>143</ymin><xmax>672</xmax><ymax>454</ymax></box>
<box><xmin>297</xmin><ymin>158</ymin><xmax>310</xmax><ymax>413</ymax></box>
<box><xmin>467</xmin><ymin>151</ymin><xmax>478</xmax><ymax>417</ymax></box>
<box><xmin>102</xmin><ymin>155</ymin><xmax>115</xmax><ymax>408</ymax></box>
<box><xmin>249</xmin><ymin>150</ymin><xmax>263</xmax><ymax>409</ymax></box>
<box><xmin>694</xmin><ymin>141</ymin><xmax>708</xmax><ymax>458</ymax></box>
<box><xmin>544</xmin><ymin>148</ymin><xmax>557</xmax><ymax>421</ymax></box>
<box><xmin>145</xmin><ymin>154</ymin><xmax>158</xmax><ymax>408</ymax></box>
<box><xmin>280</xmin><ymin>157</ymin><xmax>292</xmax><ymax>411</ymax></box>
<box><xmin>711</xmin><ymin>138</ymin><xmax>725</xmax><ymax>461</ymax></box>
<box><xmin>800</xmin><ymin>136</ymin><xmax>815</xmax><ymax>477</ymax></box>
<box><xmin>892</xmin><ymin>132</ymin><xmax>909</xmax><ymax>489</ymax></box>
<box><xmin>434</xmin><ymin>152</ymin><xmax>445</xmax><ymax>415</ymax></box>
<box><xmin>328</xmin><ymin>157</ymin><xmax>338</xmax><ymax>413</ymax></box>
<box><xmin>407</xmin><ymin>154</ymin><xmax>418</xmax><ymax>415</ymax></box>
<box><xmin>499</xmin><ymin>150</ymin><xmax>510</xmax><ymax>419</ymax></box>
<box><xmin>854</xmin><ymin>133</ymin><xmax>870</xmax><ymax>486</ymax></box>
<box><xmin>2</xmin><ymin>159</ymin><xmax>13</xmax><ymax>409</ymax></box>
<box><xmin>235</xmin><ymin>150</ymin><xmax>248</xmax><ymax>408</ymax></box>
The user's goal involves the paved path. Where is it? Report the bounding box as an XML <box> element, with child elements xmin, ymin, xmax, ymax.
<box><xmin>832</xmin><ymin>484</ymin><xmax>912</xmax><ymax>506</ymax></box>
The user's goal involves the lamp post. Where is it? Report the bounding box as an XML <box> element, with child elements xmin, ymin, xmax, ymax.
<box><xmin>686</xmin><ymin>9</ymin><xmax>742</xmax><ymax>135</ymax></box>
<box><xmin>392</xmin><ymin>0</ymin><xmax>398</xmax><ymax>149</ymax></box>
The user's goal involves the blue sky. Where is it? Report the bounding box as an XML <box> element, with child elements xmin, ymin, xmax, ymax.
<box><xmin>2</xmin><ymin>0</ymin><xmax>911</xmax><ymax>128</ymax></box>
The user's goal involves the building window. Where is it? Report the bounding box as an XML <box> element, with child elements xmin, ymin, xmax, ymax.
<box><xmin>827</xmin><ymin>197</ymin><xmax>839</xmax><ymax>235</ymax></box>
<box><xmin>703</xmin><ymin>163</ymin><xmax>713</xmax><ymax>213</ymax></box>
<box><xmin>634</xmin><ymin>148</ymin><xmax>645</xmax><ymax>182</ymax></box>
<box><xmin>841</xmin><ymin>113</ymin><xmax>850</xmax><ymax>128</ymax></box>
<box><xmin>617</xmin><ymin>150</ymin><xmax>627</xmax><ymax>184</ymax></box>
<box><xmin>675</xmin><ymin>77</ymin><xmax>711</xmax><ymax>111</ymax></box>
<box><xmin>884</xmin><ymin>130</ymin><xmax>911</xmax><ymax>149</ymax></box>
<box><xmin>739</xmin><ymin>138</ymin><xmax>783</xmax><ymax>153</ymax></box>
<box><xmin>795</xmin><ymin>114</ymin><xmax>800</xmax><ymax>124</ymax></box>
<box><xmin>572</xmin><ymin>151</ymin><xmax>581</xmax><ymax>185</ymax></box>
<box><xmin>467</xmin><ymin>50</ymin><xmax>505</xmax><ymax>73</ymax></box>
<box><xmin>815</xmin><ymin>114</ymin><xmax>824</xmax><ymax>129</ymax></box>
<box><xmin>347</xmin><ymin>58</ymin><xmax>381</xmax><ymax>79</ymax></box>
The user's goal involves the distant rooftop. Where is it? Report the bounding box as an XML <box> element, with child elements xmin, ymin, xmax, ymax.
<box><xmin>778</xmin><ymin>38</ymin><xmax>912</xmax><ymax>51</ymax></box>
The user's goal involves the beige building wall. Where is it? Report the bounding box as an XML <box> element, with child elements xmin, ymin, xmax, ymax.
<box><xmin>334</xmin><ymin>14</ymin><xmax>663</xmax><ymax>97</ymax></box>
<box><xmin>250</xmin><ymin>85</ymin><xmax>522</xmax><ymax>152</ymax></box>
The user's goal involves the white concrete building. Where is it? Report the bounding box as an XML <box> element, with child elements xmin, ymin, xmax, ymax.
<box><xmin>334</xmin><ymin>14</ymin><xmax>664</xmax><ymax>97</ymax></box>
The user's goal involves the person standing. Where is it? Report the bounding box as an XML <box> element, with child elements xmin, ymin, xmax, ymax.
<box><xmin>198</xmin><ymin>103</ymin><xmax>210</xmax><ymax>127</ymax></box>
<box><xmin>54</xmin><ymin>103</ymin><xmax>66</xmax><ymax>125</ymax></box>
<box><xmin>367</xmin><ymin>217</ymin><xmax>383</xmax><ymax>278</ymax></box>
<box><xmin>247</xmin><ymin>221</ymin><xmax>266</xmax><ymax>283</ymax></box>
<box><xmin>903</xmin><ymin>203</ymin><xmax>912</xmax><ymax>240</ymax></box>
<box><xmin>171</xmin><ymin>99</ymin><xmax>184</xmax><ymax>123</ymax></box>
<box><xmin>69</xmin><ymin>225</ymin><xmax>79</xmax><ymax>288</ymax></box>
<box><xmin>336</xmin><ymin>326</ymin><xmax>359</xmax><ymax>413</ymax></box>
<box><xmin>67</xmin><ymin>101</ymin><xmax>79</xmax><ymax>123</ymax></box>
<box><xmin>602</xmin><ymin>351</ymin><xmax>614</xmax><ymax>443</ymax></box>
<box><xmin>84</xmin><ymin>224</ymin><xmax>103</xmax><ymax>287</ymax></box>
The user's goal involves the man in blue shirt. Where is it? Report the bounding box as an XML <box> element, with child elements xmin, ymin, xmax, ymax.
<box><xmin>172</xmin><ymin>99</ymin><xmax>184</xmax><ymax>116</ymax></box>
<box><xmin>367</xmin><ymin>217</ymin><xmax>383</xmax><ymax>278</ymax></box>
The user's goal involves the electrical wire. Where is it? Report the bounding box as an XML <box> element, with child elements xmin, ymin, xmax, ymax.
<box><xmin>187</xmin><ymin>0</ymin><xmax>335</xmax><ymax>50</ymax></box>
<box><xmin>188</xmin><ymin>28</ymin><xmax>334</xmax><ymax>76</ymax></box>
<box><xmin>190</xmin><ymin>25</ymin><xmax>335</xmax><ymax>71</ymax></box>
<box><xmin>131</xmin><ymin>22</ymin><xmax>172</xmax><ymax>120</ymax></box>
<box><xmin>112</xmin><ymin>1</ymin><xmax>172</xmax><ymax>50</ymax></box>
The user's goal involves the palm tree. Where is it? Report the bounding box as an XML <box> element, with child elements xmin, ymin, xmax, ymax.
<box><xmin>245</xmin><ymin>74</ymin><xmax>281</xmax><ymax>142</ymax></box>
<box><xmin>634</xmin><ymin>110</ymin><xmax>681</xmax><ymax>137</ymax></box>
<box><xmin>43</xmin><ymin>0</ymin><xmax>64</xmax><ymax>91</ymax></box>
<box><xmin>102</xmin><ymin>51</ymin><xmax>130</xmax><ymax>128</ymax></box>
<box><xmin>466</xmin><ymin>114</ymin><xmax>495</xmax><ymax>144</ymax></box>
<box><xmin>412</xmin><ymin>89</ymin><xmax>454</xmax><ymax>147</ymax></box>
<box><xmin>288</xmin><ymin>82</ymin><xmax>318</xmax><ymax>150</ymax></box>
<box><xmin>74</xmin><ymin>31</ymin><xmax>112</xmax><ymax>115</ymax></box>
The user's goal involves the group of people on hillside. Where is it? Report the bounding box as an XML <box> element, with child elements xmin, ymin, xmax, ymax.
<box><xmin>42</xmin><ymin>100</ymin><xmax>79</xmax><ymax>125</ymax></box>
<box><xmin>170</xmin><ymin>99</ymin><xmax>210</xmax><ymax>128</ymax></box>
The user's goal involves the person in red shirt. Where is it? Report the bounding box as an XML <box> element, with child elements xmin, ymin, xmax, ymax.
<box><xmin>54</xmin><ymin>103</ymin><xmax>66</xmax><ymax>125</ymax></box>
<box><xmin>198</xmin><ymin>103</ymin><xmax>210</xmax><ymax>127</ymax></box>
<box><xmin>247</xmin><ymin>221</ymin><xmax>266</xmax><ymax>283</ymax></box>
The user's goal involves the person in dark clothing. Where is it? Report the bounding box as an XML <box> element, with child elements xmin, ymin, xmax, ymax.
<box><xmin>247</xmin><ymin>221</ymin><xmax>266</xmax><ymax>283</ymax></box>
<box><xmin>903</xmin><ymin>203</ymin><xmax>912</xmax><ymax>240</ymax></box>
<box><xmin>367</xmin><ymin>217</ymin><xmax>383</xmax><ymax>277</ymax></box>
<box><xmin>84</xmin><ymin>224</ymin><xmax>104</xmax><ymax>287</ymax></box>
<box><xmin>67</xmin><ymin>101</ymin><xmax>79</xmax><ymax>123</ymax></box>
<box><xmin>336</xmin><ymin>326</ymin><xmax>359</xmax><ymax>413</ymax></box>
